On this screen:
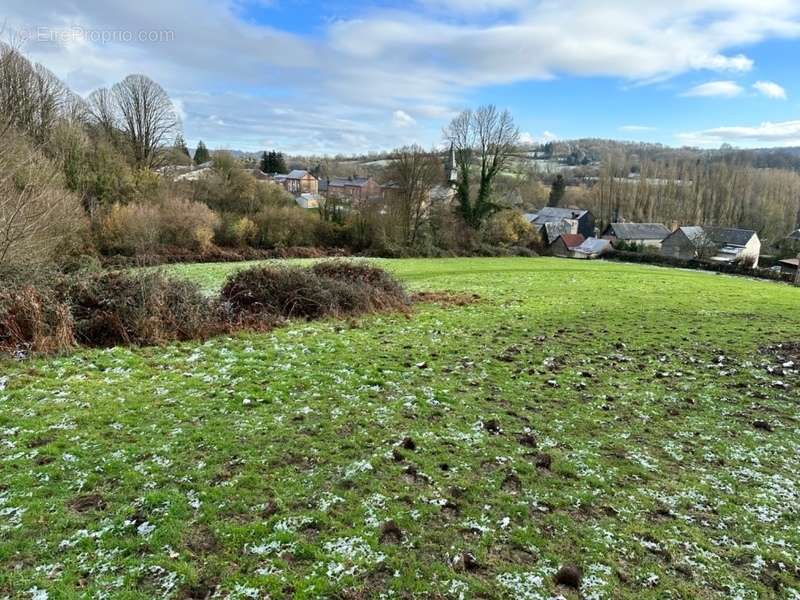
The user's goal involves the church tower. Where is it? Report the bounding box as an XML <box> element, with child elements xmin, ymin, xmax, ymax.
<box><xmin>446</xmin><ymin>142</ymin><xmax>458</xmax><ymax>186</ymax></box>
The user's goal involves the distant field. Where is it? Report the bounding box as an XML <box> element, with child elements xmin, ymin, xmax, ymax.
<box><xmin>1</xmin><ymin>258</ymin><xmax>799</xmax><ymax>598</ymax></box>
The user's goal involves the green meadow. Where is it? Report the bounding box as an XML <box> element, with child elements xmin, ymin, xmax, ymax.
<box><xmin>1</xmin><ymin>258</ymin><xmax>799</xmax><ymax>599</ymax></box>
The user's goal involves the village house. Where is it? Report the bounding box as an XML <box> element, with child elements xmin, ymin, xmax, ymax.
<box><xmin>705</xmin><ymin>227</ymin><xmax>761</xmax><ymax>266</ymax></box>
<box><xmin>660</xmin><ymin>226</ymin><xmax>760</xmax><ymax>266</ymax></box>
<box><xmin>549</xmin><ymin>233</ymin><xmax>585</xmax><ymax>258</ymax></box>
<box><xmin>570</xmin><ymin>237</ymin><xmax>612</xmax><ymax>259</ymax></box>
<box><xmin>524</xmin><ymin>207</ymin><xmax>595</xmax><ymax>241</ymax></box>
<box><xmin>271</xmin><ymin>170</ymin><xmax>319</xmax><ymax>195</ymax></box>
<box><xmin>660</xmin><ymin>226</ymin><xmax>709</xmax><ymax>260</ymax></box>
<box><xmin>296</xmin><ymin>193</ymin><xmax>322</xmax><ymax>209</ymax></box>
<box><xmin>601</xmin><ymin>223</ymin><xmax>671</xmax><ymax>248</ymax></box>
<box><xmin>778</xmin><ymin>258</ymin><xmax>799</xmax><ymax>277</ymax></box>
<box><xmin>320</xmin><ymin>176</ymin><xmax>383</xmax><ymax>204</ymax></box>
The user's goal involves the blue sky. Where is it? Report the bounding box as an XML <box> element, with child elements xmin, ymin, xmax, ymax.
<box><xmin>5</xmin><ymin>0</ymin><xmax>800</xmax><ymax>153</ymax></box>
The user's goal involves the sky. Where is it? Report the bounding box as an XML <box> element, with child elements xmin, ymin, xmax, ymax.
<box><xmin>4</xmin><ymin>0</ymin><xmax>800</xmax><ymax>155</ymax></box>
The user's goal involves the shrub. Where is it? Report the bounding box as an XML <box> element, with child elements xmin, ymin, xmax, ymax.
<box><xmin>606</xmin><ymin>250</ymin><xmax>792</xmax><ymax>282</ymax></box>
<box><xmin>221</xmin><ymin>266</ymin><xmax>336</xmax><ymax>319</ymax></box>
<box><xmin>252</xmin><ymin>206</ymin><xmax>319</xmax><ymax>248</ymax></box>
<box><xmin>157</xmin><ymin>197</ymin><xmax>220</xmax><ymax>252</ymax></box>
<box><xmin>221</xmin><ymin>262</ymin><xmax>409</xmax><ymax>321</ymax></box>
<box><xmin>97</xmin><ymin>198</ymin><xmax>220</xmax><ymax>255</ymax></box>
<box><xmin>0</xmin><ymin>285</ymin><xmax>75</xmax><ymax>355</ymax></box>
<box><xmin>311</xmin><ymin>260</ymin><xmax>408</xmax><ymax>304</ymax></box>
<box><xmin>0</xmin><ymin>132</ymin><xmax>90</xmax><ymax>268</ymax></box>
<box><xmin>68</xmin><ymin>271</ymin><xmax>216</xmax><ymax>347</ymax></box>
<box><xmin>482</xmin><ymin>210</ymin><xmax>534</xmax><ymax>247</ymax></box>
<box><xmin>97</xmin><ymin>203</ymin><xmax>160</xmax><ymax>255</ymax></box>
<box><xmin>232</xmin><ymin>217</ymin><xmax>258</xmax><ymax>247</ymax></box>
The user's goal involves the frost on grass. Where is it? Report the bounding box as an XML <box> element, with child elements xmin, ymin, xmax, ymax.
<box><xmin>496</xmin><ymin>569</ymin><xmax>552</xmax><ymax>600</ymax></box>
<box><xmin>1</xmin><ymin>260</ymin><xmax>800</xmax><ymax>597</ymax></box>
<box><xmin>320</xmin><ymin>536</ymin><xmax>386</xmax><ymax>582</ymax></box>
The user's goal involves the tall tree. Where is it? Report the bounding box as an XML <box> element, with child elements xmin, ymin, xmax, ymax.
<box><xmin>444</xmin><ymin>105</ymin><xmax>519</xmax><ymax>229</ymax></box>
<box><xmin>110</xmin><ymin>74</ymin><xmax>179</xmax><ymax>168</ymax></box>
<box><xmin>548</xmin><ymin>174</ymin><xmax>566</xmax><ymax>207</ymax></box>
<box><xmin>193</xmin><ymin>140</ymin><xmax>210</xmax><ymax>165</ymax></box>
<box><xmin>86</xmin><ymin>87</ymin><xmax>117</xmax><ymax>138</ymax></box>
<box><xmin>274</xmin><ymin>152</ymin><xmax>287</xmax><ymax>174</ymax></box>
<box><xmin>385</xmin><ymin>145</ymin><xmax>442</xmax><ymax>245</ymax></box>
<box><xmin>0</xmin><ymin>43</ymin><xmax>72</xmax><ymax>145</ymax></box>
<box><xmin>259</xmin><ymin>150</ymin><xmax>287</xmax><ymax>173</ymax></box>
<box><xmin>174</xmin><ymin>134</ymin><xmax>191</xmax><ymax>158</ymax></box>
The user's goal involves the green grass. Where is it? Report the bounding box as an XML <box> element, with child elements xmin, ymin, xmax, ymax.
<box><xmin>2</xmin><ymin>257</ymin><xmax>799</xmax><ymax>599</ymax></box>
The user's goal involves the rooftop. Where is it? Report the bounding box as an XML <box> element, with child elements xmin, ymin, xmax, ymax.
<box><xmin>325</xmin><ymin>176</ymin><xmax>374</xmax><ymax>188</ymax></box>
<box><xmin>555</xmin><ymin>233</ymin><xmax>585</xmax><ymax>248</ymax></box>
<box><xmin>705</xmin><ymin>226</ymin><xmax>757</xmax><ymax>247</ymax></box>
<box><xmin>605</xmin><ymin>222</ymin><xmax>671</xmax><ymax>240</ymax></box>
<box><xmin>286</xmin><ymin>169</ymin><xmax>313</xmax><ymax>179</ymax></box>
<box><xmin>573</xmin><ymin>237</ymin><xmax>611</xmax><ymax>255</ymax></box>
<box><xmin>672</xmin><ymin>226</ymin><xmax>707</xmax><ymax>245</ymax></box>
<box><xmin>525</xmin><ymin>206</ymin><xmax>589</xmax><ymax>226</ymax></box>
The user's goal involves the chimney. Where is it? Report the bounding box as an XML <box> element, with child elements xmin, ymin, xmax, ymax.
<box><xmin>670</xmin><ymin>221</ymin><xmax>679</xmax><ymax>232</ymax></box>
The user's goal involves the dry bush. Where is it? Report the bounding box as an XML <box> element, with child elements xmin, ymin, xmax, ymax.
<box><xmin>97</xmin><ymin>198</ymin><xmax>220</xmax><ymax>255</ymax></box>
<box><xmin>157</xmin><ymin>197</ymin><xmax>220</xmax><ymax>252</ymax></box>
<box><xmin>231</xmin><ymin>217</ymin><xmax>258</xmax><ymax>247</ymax></box>
<box><xmin>0</xmin><ymin>132</ymin><xmax>90</xmax><ymax>268</ymax></box>
<box><xmin>221</xmin><ymin>267</ymin><xmax>336</xmax><ymax>319</ymax></box>
<box><xmin>97</xmin><ymin>203</ymin><xmax>161</xmax><ymax>255</ymax></box>
<box><xmin>252</xmin><ymin>206</ymin><xmax>319</xmax><ymax>248</ymax></box>
<box><xmin>221</xmin><ymin>262</ymin><xmax>408</xmax><ymax>321</ymax></box>
<box><xmin>68</xmin><ymin>271</ymin><xmax>217</xmax><ymax>347</ymax></box>
<box><xmin>311</xmin><ymin>260</ymin><xmax>409</xmax><ymax>307</ymax></box>
<box><xmin>0</xmin><ymin>285</ymin><xmax>75</xmax><ymax>355</ymax></box>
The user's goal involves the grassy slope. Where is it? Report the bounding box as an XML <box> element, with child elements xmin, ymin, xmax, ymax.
<box><xmin>1</xmin><ymin>258</ymin><xmax>799</xmax><ymax>599</ymax></box>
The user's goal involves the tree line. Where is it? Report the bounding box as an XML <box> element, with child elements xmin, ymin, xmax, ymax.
<box><xmin>3</xmin><ymin>37</ymin><xmax>798</xmax><ymax>272</ymax></box>
<box><xmin>585</xmin><ymin>156</ymin><xmax>800</xmax><ymax>243</ymax></box>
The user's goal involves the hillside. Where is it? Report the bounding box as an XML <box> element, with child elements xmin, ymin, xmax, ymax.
<box><xmin>1</xmin><ymin>258</ymin><xmax>799</xmax><ymax>598</ymax></box>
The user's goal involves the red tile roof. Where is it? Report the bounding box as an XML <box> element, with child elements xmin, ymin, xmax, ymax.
<box><xmin>558</xmin><ymin>234</ymin><xmax>585</xmax><ymax>249</ymax></box>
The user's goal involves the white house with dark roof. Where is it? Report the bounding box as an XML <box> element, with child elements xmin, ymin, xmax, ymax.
<box><xmin>661</xmin><ymin>226</ymin><xmax>760</xmax><ymax>266</ymax></box>
<box><xmin>704</xmin><ymin>227</ymin><xmax>760</xmax><ymax>266</ymax></box>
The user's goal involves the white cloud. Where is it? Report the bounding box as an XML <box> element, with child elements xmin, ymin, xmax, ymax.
<box><xmin>392</xmin><ymin>110</ymin><xmax>417</xmax><ymax>128</ymax></box>
<box><xmin>753</xmin><ymin>80</ymin><xmax>787</xmax><ymax>99</ymax></box>
<box><xmin>542</xmin><ymin>131</ymin><xmax>559</xmax><ymax>142</ymax></box>
<box><xmin>678</xmin><ymin>119</ymin><xmax>800</xmax><ymax>147</ymax></box>
<box><xmin>518</xmin><ymin>132</ymin><xmax>536</xmax><ymax>145</ymax></box>
<box><xmin>682</xmin><ymin>80</ymin><xmax>744</xmax><ymax>97</ymax></box>
<box><xmin>4</xmin><ymin>0</ymin><xmax>800</xmax><ymax>152</ymax></box>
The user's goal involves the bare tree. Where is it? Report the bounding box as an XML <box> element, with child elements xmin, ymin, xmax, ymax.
<box><xmin>111</xmin><ymin>74</ymin><xmax>179</xmax><ymax>168</ymax></box>
<box><xmin>86</xmin><ymin>87</ymin><xmax>118</xmax><ymax>136</ymax></box>
<box><xmin>444</xmin><ymin>105</ymin><xmax>519</xmax><ymax>228</ymax></box>
<box><xmin>0</xmin><ymin>133</ymin><xmax>86</xmax><ymax>267</ymax></box>
<box><xmin>385</xmin><ymin>145</ymin><xmax>442</xmax><ymax>245</ymax></box>
<box><xmin>0</xmin><ymin>43</ymin><xmax>74</xmax><ymax>145</ymax></box>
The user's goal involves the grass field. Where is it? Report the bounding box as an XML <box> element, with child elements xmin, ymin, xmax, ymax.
<box><xmin>1</xmin><ymin>258</ymin><xmax>799</xmax><ymax>599</ymax></box>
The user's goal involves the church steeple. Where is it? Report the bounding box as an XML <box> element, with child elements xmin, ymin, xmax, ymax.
<box><xmin>446</xmin><ymin>142</ymin><xmax>457</xmax><ymax>186</ymax></box>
